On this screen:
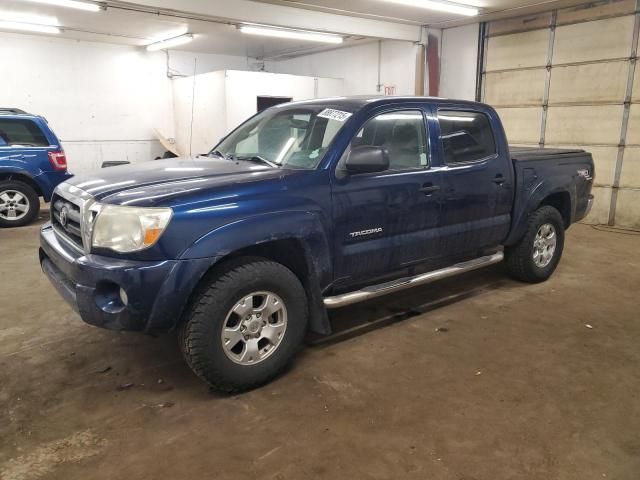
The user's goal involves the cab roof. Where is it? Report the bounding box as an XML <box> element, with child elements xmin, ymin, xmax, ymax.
<box><xmin>276</xmin><ymin>95</ymin><xmax>488</xmax><ymax>112</ymax></box>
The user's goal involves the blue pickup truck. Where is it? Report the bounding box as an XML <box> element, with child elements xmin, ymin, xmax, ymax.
<box><xmin>39</xmin><ymin>97</ymin><xmax>594</xmax><ymax>392</ymax></box>
<box><xmin>0</xmin><ymin>109</ymin><xmax>71</xmax><ymax>227</ymax></box>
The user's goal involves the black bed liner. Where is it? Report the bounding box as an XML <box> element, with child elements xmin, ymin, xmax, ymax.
<box><xmin>510</xmin><ymin>146</ymin><xmax>587</xmax><ymax>161</ymax></box>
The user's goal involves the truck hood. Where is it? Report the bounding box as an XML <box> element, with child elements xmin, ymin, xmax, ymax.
<box><xmin>67</xmin><ymin>156</ymin><xmax>285</xmax><ymax>205</ymax></box>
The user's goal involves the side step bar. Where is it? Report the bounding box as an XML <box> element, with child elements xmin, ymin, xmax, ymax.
<box><xmin>323</xmin><ymin>251</ymin><xmax>504</xmax><ymax>309</ymax></box>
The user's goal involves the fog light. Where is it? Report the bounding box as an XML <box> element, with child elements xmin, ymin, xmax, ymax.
<box><xmin>119</xmin><ymin>288</ymin><xmax>129</xmax><ymax>306</ymax></box>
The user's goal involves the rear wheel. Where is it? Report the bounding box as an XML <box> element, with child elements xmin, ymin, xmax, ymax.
<box><xmin>0</xmin><ymin>180</ymin><xmax>40</xmax><ymax>227</ymax></box>
<box><xmin>505</xmin><ymin>205</ymin><xmax>565</xmax><ymax>283</ymax></box>
<box><xmin>179</xmin><ymin>258</ymin><xmax>308</xmax><ymax>393</ymax></box>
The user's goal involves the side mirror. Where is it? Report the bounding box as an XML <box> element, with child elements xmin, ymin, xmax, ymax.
<box><xmin>345</xmin><ymin>145</ymin><xmax>389</xmax><ymax>174</ymax></box>
<box><xmin>0</xmin><ymin>136</ymin><xmax>7</xmax><ymax>147</ymax></box>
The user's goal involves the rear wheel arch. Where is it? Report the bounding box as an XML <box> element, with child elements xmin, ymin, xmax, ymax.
<box><xmin>0</xmin><ymin>172</ymin><xmax>44</xmax><ymax>198</ymax></box>
<box><xmin>505</xmin><ymin>205</ymin><xmax>565</xmax><ymax>283</ymax></box>
<box><xmin>538</xmin><ymin>190</ymin><xmax>572</xmax><ymax>228</ymax></box>
<box><xmin>0</xmin><ymin>177</ymin><xmax>41</xmax><ymax>227</ymax></box>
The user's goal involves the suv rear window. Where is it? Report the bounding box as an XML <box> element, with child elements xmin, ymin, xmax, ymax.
<box><xmin>0</xmin><ymin>119</ymin><xmax>49</xmax><ymax>147</ymax></box>
<box><xmin>438</xmin><ymin>110</ymin><xmax>496</xmax><ymax>164</ymax></box>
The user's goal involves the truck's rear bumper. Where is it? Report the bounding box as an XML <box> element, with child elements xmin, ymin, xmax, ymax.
<box><xmin>39</xmin><ymin>223</ymin><xmax>216</xmax><ymax>333</ymax></box>
<box><xmin>584</xmin><ymin>194</ymin><xmax>594</xmax><ymax>218</ymax></box>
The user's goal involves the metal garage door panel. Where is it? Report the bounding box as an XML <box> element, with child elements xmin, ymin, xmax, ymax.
<box><xmin>556</xmin><ymin>0</ymin><xmax>636</xmax><ymax>25</ymax></box>
<box><xmin>553</xmin><ymin>16</ymin><xmax>634</xmax><ymax>65</ymax></box>
<box><xmin>486</xmin><ymin>29</ymin><xmax>549</xmax><ymax>71</ymax></box>
<box><xmin>613</xmin><ymin>189</ymin><xmax>640</xmax><ymax>228</ymax></box>
<box><xmin>546</xmin><ymin>144</ymin><xmax>618</xmax><ymax>187</ymax></box>
<box><xmin>582</xmin><ymin>186</ymin><xmax>611</xmax><ymax>224</ymax></box>
<box><xmin>488</xmin><ymin>13</ymin><xmax>552</xmax><ymax>36</ymax></box>
<box><xmin>548</xmin><ymin>61</ymin><xmax>628</xmax><ymax>105</ymax></box>
<box><xmin>495</xmin><ymin>107</ymin><xmax>542</xmax><ymax>144</ymax></box>
<box><xmin>619</xmin><ymin>146</ymin><xmax>640</xmax><ymax>188</ymax></box>
<box><xmin>633</xmin><ymin>63</ymin><xmax>640</xmax><ymax>102</ymax></box>
<box><xmin>624</xmin><ymin>104</ymin><xmax>640</xmax><ymax>145</ymax></box>
<box><xmin>545</xmin><ymin>105</ymin><xmax>623</xmax><ymax>145</ymax></box>
<box><xmin>484</xmin><ymin>69</ymin><xmax>546</xmax><ymax>106</ymax></box>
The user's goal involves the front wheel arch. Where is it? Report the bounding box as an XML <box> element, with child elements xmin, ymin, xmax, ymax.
<box><xmin>179</xmin><ymin>257</ymin><xmax>309</xmax><ymax>392</ymax></box>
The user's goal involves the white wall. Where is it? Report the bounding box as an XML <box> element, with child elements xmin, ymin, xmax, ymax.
<box><xmin>0</xmin><ymin>32</ymin><xmax>170</xmax><ymax>174</ymax></box>
<box><xmin>167</xmin><ymin>50</ymin><xmax>258</xmax><ymax>77</ymax></box>
<box><xmin>439</xmin><ymin>24</ymin><xmax>480</xmax><ymax>101</ymax></box>
<box><xmin>0</xmin><ymin>32</ymin><xmax>254</xmax><ymax>175</ymax></box>
<box><xmin>173</xmin><ymin>70</ymin><xmax>345</xmax><ymax>155</ymax></box>
<box><xmin>264</xmin><ymin>40</ymin><xmax>418</xmax><ymax>96</ymax></box>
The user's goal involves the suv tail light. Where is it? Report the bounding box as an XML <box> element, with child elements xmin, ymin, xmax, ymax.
<box><xmin>48</xmin><ymin>150</ymin><xmax>67</xmax><ymax>171</ymax></box>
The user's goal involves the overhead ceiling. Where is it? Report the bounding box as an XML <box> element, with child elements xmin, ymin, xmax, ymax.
<box><xmin>0</xmin><ymin>0</ymin><xmax>604</xmax><ymax>59</ymax></box>
<box><xmin>0</xmin><ymin>0</ymin><xmax>371</xmax><ymax>58</ymax></box>
<box><xmin>254</xmin><ymin>0</ymin><xmax>604</xmax><ymax>27</ymax></box>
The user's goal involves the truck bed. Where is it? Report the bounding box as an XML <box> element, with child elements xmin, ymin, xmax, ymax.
<box><xmin>505</xmin><ymin>145</ymin><xmax>594</xmax><ymax>246</ymax></box>
<box><xmin>509</xmin><ymin>146</ymin><xmax>586</xmax><ymax>162</ymax></box>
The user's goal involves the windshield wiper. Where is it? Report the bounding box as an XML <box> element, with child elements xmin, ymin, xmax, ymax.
<box><xmin>235</xmin><ymin>155</ymin><xmax>279</xmax><ymax>168</ymax></box>
<box><xmin>209</xmin><ymin>149</ymin><xmax>229</xmax><ymax>159</ymax></box>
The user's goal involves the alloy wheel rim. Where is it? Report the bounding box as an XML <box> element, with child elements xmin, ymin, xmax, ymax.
<box><xmin>220</xmin><ymin>291</ymin><xmax>288</xmax><ymax>365</ymax></box>
<box><xmin>0</xmin><ymin>190</ymin><xmax>30</xmax><ymax>221</ymax></box>
<box><xmin>533</xmin><ymin>223</ymin><xmax>557</xmax><ymax>268</ymax></box>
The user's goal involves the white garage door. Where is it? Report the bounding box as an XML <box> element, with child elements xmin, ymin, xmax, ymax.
<box><xmin>481</xmin><ymin>0</ymin><xmax>640</xmax><ymax>229</ymax></box>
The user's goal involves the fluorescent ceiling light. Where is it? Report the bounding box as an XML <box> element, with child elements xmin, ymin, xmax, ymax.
<box><xmin>23</xmin><ymin>0</ymin><xmax>101</xmax><ymax>12</ymax></box>
<box><xmin>149</xmin><ymin>27</ymin><xmax>189</xmax><ymax>43</ymax></box>
<box><xmin>0</xmin><ymin>12</ymin><xmax>61</xmax><ymax>34</ymax></box>
<box><xmin>380</xmin><ymin>0</ymin><xmax>478</xmax><ymax>16</ymax></box>
<box><xmin>240</xmin><ymin>25</ymin><xmax>343</xmax><ymax>44</ymax></box>
<box><xmin>0</xmin><ymin>20</ymin><xmax>60</xmax><ymax>33</ymax></box>
<box><xmin>146</xmin><ymin>33</ymin><xmax>193</xmax><ymax>51</ymax></box>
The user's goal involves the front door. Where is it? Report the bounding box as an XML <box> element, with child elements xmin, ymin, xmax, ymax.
<box><xmin>331</xmin><ymin>108</ymin><xmax>442</xmax><ymax>289</ymax></box>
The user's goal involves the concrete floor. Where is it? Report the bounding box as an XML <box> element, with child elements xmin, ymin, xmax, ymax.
<box><xmin>1</xmin><ymin>215</ymin><xmax>639</xmax><ymax>480</ymax></box>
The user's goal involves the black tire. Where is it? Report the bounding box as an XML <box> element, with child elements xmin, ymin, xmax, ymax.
<box><xmin>0</xmin><ymin>180</ymin><xmax>40</xmax><ymax>228</ymax></box>
<box><xmin>179</xmin><ymin>258</ymin><xmax>308</xmax><ymax>393</ymax></box>
<box><xmin>505</xmin><ymin>205</ymin><xmax>565</xmax><ymax>283</ymax></box>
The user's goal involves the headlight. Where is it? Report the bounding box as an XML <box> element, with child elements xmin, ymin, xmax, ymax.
<box><xmin>91</xmin><ymin>205</ymin><xmax>173</xmax><ymax>253</ymax></box>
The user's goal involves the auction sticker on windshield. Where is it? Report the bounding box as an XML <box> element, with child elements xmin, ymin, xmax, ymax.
<box><xmin>318</xmin><ymin>109</ymin><xmax>352</xmax><ymax>122</ymax></box>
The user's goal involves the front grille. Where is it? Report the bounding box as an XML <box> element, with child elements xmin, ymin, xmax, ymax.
<box><xmin>51</xmin><ymin>193</ymin><xmax>83</xmax><ymax>250</ymax></box>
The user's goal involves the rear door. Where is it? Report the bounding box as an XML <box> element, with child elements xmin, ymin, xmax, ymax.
<box><xmin>332</xmin><ymin>107</ymin><xmax>443</xmax><ymax>288</ymax></box>
<box><xmin>436</xmin><ymin>108</ymin><xmax>513</xmax><ymax>256</ymax></box>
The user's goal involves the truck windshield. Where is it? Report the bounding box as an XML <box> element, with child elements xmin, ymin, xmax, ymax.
<box><xmin>213</xmin><ymin>106</ymin><xmax>351</xmax><ymax>169</ymax></box>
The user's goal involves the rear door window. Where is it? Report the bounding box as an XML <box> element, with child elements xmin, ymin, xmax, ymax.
<box><xmin>437</xmin><ymin>110</ymin><xmax>496</xmax><ymax>164</ymax></box>
<box><xmin>0</xmin><ymin>119</ymin><xmax>49</xmax><ymax>147</ymax></box>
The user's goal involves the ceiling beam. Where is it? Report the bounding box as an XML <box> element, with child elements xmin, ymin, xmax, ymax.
<box><xmin>108</xmin><ymin>0</ymin><xmax>423</xmax><ymax>42</ymax></box>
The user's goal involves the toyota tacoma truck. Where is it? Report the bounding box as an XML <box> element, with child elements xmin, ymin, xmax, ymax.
<box><xmin>39</xmin><ymin>97</ymin><xmax>594</xmax><ymax>392</ymax></box>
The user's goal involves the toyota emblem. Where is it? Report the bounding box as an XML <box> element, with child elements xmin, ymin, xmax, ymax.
<box><xmin>59</xmin><ymin>206</ymin><xmax>68</xmax><ymax>227</ymax></box>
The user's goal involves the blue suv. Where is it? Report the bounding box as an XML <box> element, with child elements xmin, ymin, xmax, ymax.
<box><xmin>0</xmin><ymin>108</ymin><xmax>72</xmax><ymax>227</ymax></box>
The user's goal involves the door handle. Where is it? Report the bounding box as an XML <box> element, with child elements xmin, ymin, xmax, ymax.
<box><xmin>492</xmin><ymin>174</ymin><xmax>506</xmax><ymax>185</ymax></box>
<box><xmin>418</xmin><ymin>184</ymin><xmax>441</xmax><ymax>195</ymax></box>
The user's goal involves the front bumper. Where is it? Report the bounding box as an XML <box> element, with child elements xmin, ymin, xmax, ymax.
<box><xmin>39</xmin><ymin>223</ymin><xmax>216</xmax><ymax>333</ymax></box>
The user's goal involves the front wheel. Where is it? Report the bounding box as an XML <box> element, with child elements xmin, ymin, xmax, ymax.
<box><xmin>179</xmin><ymin>258</ymin><xmax>308</xmax><ymax>393</ymax></box>
<box><xmin>505</xmin><ymin>205</ymin><xmax>565</xmax><ymax>283</ymax></box>
<box><xmin>0</xmin><ymin>180</ymin><xmax>40</xmax><ymax>228</ymax></box>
